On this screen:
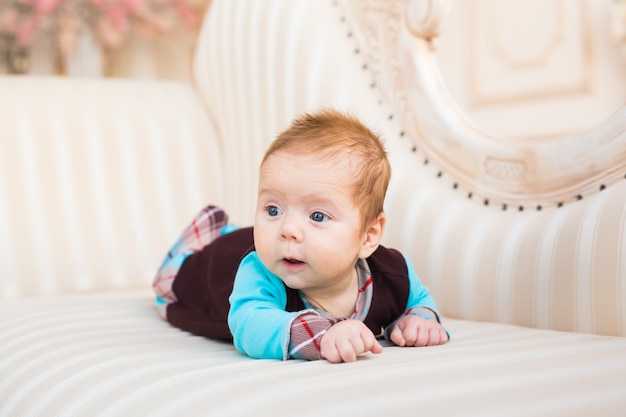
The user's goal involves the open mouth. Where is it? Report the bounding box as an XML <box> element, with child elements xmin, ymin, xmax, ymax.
<box><xmin>283</xmin><ymin>258</ymin><xmax>304</xmax><ymax>265</ymax></box>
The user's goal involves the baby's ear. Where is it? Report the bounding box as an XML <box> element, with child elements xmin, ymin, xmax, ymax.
<box><xmin>358</xmin><ymin>212</ymin><xmax>386</xmax><ymax>259</ymax></box>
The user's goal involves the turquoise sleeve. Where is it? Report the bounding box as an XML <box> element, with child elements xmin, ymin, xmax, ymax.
<box><xmin>227</xmin><ymin>252</ymin><xmax>300</xmax><ymax>360</ymax></box>
<box><xmin>404</xmin><ymin>255</ymin><xmax>441</xmax><ymax>316</ymax></box>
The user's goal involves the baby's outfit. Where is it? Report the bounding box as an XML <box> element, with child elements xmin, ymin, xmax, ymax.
<box><xmin>154</xmin><ymin>205</ymin><xmax>444</xmax><ymax>360</ymax></box>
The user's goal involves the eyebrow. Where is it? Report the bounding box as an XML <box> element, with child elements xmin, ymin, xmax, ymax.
<box><xmin>258</xmin><ymin>187</ymin><xmax>341</xmax><ymax>210</ymax></box>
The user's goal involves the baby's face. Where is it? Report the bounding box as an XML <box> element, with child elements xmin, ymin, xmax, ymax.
<box><xmin>253</xmin><ymin>151</ymin><xmax>368</xmax><ymax>295</ymax></box>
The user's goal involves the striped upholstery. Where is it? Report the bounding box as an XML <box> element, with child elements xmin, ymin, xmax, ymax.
<box><xmin>378</xmin><ymin>11</ymin><xmax>626</xmax><ymax>337</ymax></box>
<box><xmin>385</xmin><ymin>174</ymin><xmax>626</xmax><ymax>337</ymax></box>
<box><xmin>1</xmin><ymin>292</ymin><xmax>625</xmax><ymax>416</ymax></box>
<box><xmin>192</xmin><ymin>0</ymin><xmax>626</xmax><ymax>337</ymax></box>
<box><xmin>0</xmin><ymin>77</ymin><xmax>223</xmax><ymax>299</ymax></box>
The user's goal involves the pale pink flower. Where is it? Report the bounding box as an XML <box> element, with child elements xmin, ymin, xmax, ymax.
<box><xmin>0</xmin><ymin>9</ymin><xmax>20</xmax><ymax>33</ymax></box>
<box><xmin>172</xmin><ymin>0</ymin><xmax>201</xmax><ymax>28</ymax></box>
<box><xmin>3</xmin><ymin>0</ymin><xmax>205</xmax><ymax>52</ymax></box>
<box><xmin>16</xmin><ymin>17</ymin><xmax>40</xmax><ymax>45</ymax></box>
<box><xmin>33</xmin><ymin>0</ymin><xmax>62</xmax><ymax>15</ymax></box>
<box><xmin>124</xmin><ymin>0</ymin><xmax>148</xmax><ymax>15</ymax></box>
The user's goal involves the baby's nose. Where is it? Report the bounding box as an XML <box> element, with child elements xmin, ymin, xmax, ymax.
<box><xmin>279</xmin><ymin>217</ymin><xmax>303</xmax><ymax>242</ymax></box>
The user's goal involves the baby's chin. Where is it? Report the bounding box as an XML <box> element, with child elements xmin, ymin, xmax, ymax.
<box><xmin>273</xmin><ymin>269</ymin><xmax>312</xmax><ymax>291</ymax></box>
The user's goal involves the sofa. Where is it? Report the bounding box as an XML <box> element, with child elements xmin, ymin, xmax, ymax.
<box><xmin>2</xmin><ymin>0</ymin><xmax>626</xmax><ymax>416</ymax></box>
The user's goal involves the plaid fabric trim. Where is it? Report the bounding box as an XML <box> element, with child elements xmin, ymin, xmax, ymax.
<box><xmin>402</xmin><ymin>306</ymin><xmax>440</xmax><ymax>322</ymax></box>
<box><xmin>288</xmin><ymin>312</ymin><xmax>344</xmax><ymax>360</ymax></box>
<box><xmin>152</xmin><ymin>205</ymin><xmax>229</xmax><ymax>318</ymax></box>
<box><xmin>353</xmin><ymin>259</ymin><xmax>373</xmax><ymax>321</ymax></box>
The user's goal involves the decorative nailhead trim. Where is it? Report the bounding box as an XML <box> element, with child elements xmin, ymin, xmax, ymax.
<box><xmin>336</xmin><ymin>1</ymin><xmax>623</xmax><ymax>213</ymax></box>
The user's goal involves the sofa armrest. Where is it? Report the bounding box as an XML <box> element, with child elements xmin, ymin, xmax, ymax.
<box><xmin>0</xmin><ymin>76</ymin><xmax>223</xmax><ymax>299</ymax></box>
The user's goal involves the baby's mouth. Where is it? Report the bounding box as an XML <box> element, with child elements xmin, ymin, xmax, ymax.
<box><xmin>283</xmin><ymin>257</ymin><xmax>304</xmax><ymax>265</ymax></box>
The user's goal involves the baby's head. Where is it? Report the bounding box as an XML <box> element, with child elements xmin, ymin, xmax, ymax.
<box><xmin>260</xmin><ymin>109</ymin><xmax>391</xmax><ymax>232</ymax></box>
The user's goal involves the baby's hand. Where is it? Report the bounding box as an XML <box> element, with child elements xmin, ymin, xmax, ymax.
<box><xmin>389</xmin><ymin>316</ymin><xmax>448</xmax><ymax>347</ymax></box>
<box><xmin>320</xmin><ymin>320</ymin><xmax>383</xmax><ymax>363</ymax></box>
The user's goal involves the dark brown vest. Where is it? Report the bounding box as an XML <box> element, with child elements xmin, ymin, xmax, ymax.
<box><xmin>168</xmin><ymin>227</ymin><xmax>409</xmax><ymax>341</ymax></box>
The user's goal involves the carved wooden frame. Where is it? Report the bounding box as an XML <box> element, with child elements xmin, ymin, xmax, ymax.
<box><xmin>338</xmin><ymin>0</ymin><xmax>626</xmax><ymax>210</ymax></box>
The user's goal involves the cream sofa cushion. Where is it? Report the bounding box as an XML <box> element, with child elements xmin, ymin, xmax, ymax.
<box><xmin>2</xmin><ymin>291</ymin><xmax>625</xmax><ymax>416</ymax></box>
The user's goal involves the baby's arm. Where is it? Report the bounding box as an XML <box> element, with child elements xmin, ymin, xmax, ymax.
<box><xmin>385</xmin><ymin>256</ymin><xmax>449</xmax><ymax>347</ymax></box>
<box><xmin>288</xmin><ymin>313</ymin><xmax>342</xmax><ymax>360</ymax></box>
<box><xmin>229</xmin><ymin>253</ymin><xmax>321</xmax><ymax>360</ymax></box>
<box><xmin>290</xmin><ymin>314</ymin><xmax>383</xmax><ymax>363</ymax></box>
<box><xmin>229</xmin><ymin>254</ymin><xmax>383</xmax><ymax>362</ymax></box>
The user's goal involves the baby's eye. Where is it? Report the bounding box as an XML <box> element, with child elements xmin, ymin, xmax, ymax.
<box><xmin>310</xmin><ymin>211</ymin><xmax>328</xmax><ymax>222</ymax></box>
<box><xmin>266</xmin><ymin>206</ymin><xmax>282</xmax><ymax>217</ymax></box>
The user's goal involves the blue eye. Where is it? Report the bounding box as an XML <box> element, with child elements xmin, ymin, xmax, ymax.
<box><xmin>267</xmin><ymin>206</ymin><xmax>282</xmax><ymax>216</ymax></box>
<box><xmin>310</xmin><ymin>211</ymin><xmax>328</xmax><ymax>222</ymax></box>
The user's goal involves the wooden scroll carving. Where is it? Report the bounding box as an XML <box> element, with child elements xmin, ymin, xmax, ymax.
<box><xmin>339</xmin><ymin>0</ymin><xmax>626</xmax><ymax>208</ymax></box>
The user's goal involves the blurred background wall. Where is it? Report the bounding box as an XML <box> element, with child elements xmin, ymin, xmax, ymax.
<box><xmin>1</xmin><ymin>0</ymin><xmax>624</xmax><ymax>138</ymax></box>
<box><xmin>0</xmin><ymin>0</ymin><xmax>209</xmax><ymax>81</ymax></box>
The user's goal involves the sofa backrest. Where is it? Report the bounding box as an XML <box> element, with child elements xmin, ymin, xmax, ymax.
<box><xmin>1</xmin><ymin>0</ymin><xmax>624</xmax><ymax>339</ymax></box>
<box><xmin>192</xmin><ymin>0</ymin><xmax>626</xmax><ymax>337</ymax></box>
<box><xmin>0</xmin><ymin>77</ymin><xmax>224</xmax><ymax>298</ymax></box>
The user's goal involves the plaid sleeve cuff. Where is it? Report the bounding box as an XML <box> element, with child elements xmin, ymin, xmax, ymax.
<box><xmin>403</xmin><ymin>306</ymin><xmax>441</xmax><ymax>322</ymax></box>
<box><xmin>153</xmin><ymin>205</ymin><xmax>229</xmax><ymax>307</ymax></box>
<box><xmin>288</xmin><ymin>311</ymin><xmax>345</xmax><ymax>360</ymax></box>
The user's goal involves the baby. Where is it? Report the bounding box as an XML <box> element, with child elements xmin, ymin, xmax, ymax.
<box><xmin>153</xmin><ymin>108</ymin><xmax>448</xmax><ymax>363</ymax></box>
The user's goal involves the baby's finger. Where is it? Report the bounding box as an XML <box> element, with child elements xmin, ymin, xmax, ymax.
<box><xmin>389</xmin><ymin>325</ymin><xmax>406</xmax><ymax>346</ymax></box>
<box><xmin>415</xmin><ymin>326</ymin><xmax>430</xmax><ymax>346</ymax></box>
<box><xmin>441</xmin><ymin>328</ymin><xmax>449</xmax><ymax>343</ymax></box>
<box><xmin>402</xmin><ymin>322</ymin><xmax>419</xmax><ymax>346</ymax></box>
<box><xmin>370</xmin><ymin>339</ymin><xmax>384</xmax><ymax>354</ymax></box>
<box><xmin>321</xmin><ymin>343</ymin><xmax>342</xmax><ymax>363</ymax></box>
<box><xmin>429</xmin><ymin>327</ymin><xmax>448</xmax><ymax>345</ymax></box>
<box><xmin>362</xmin><ymin>332</ymin><xmax>384</xmax><ymax>354</ymax></box>
<box><xmin>337</xmin><ymin>339</ymin><xmax>358</xmax><ymax>363</ymax></box>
